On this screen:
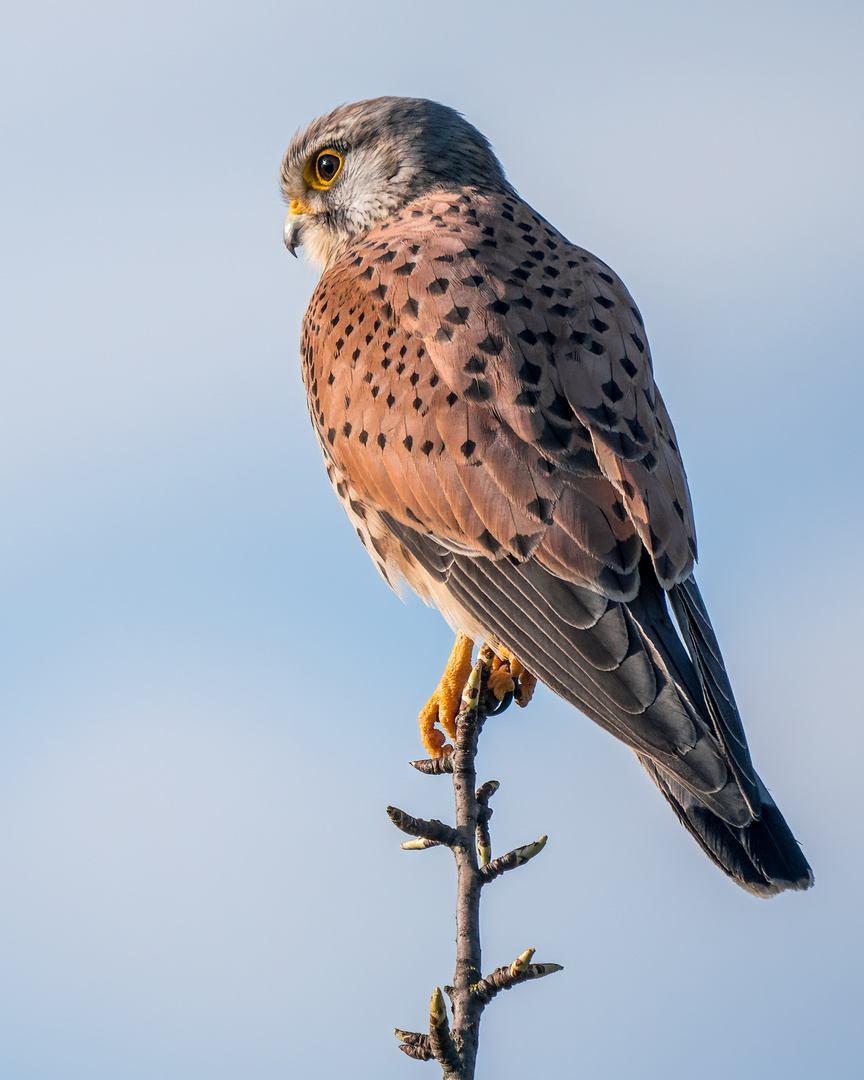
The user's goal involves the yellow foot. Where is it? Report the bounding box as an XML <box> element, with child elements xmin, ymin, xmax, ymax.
<box><xmin>489</xmin><ymin>649</ymin><xmax>538</xmax><ymax>708</ymax></box>
<box><xmin>418</xmin><ymin>631</ymin><xmax>474</xmax><ymax>757</ymax></box>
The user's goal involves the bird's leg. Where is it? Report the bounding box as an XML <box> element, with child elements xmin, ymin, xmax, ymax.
<box><xmin>488</xmin><ymin>649</ymin><xmax>538</xmax><ymax>708</ymax></box>
<box><xmin>418</xmin><ymin>636</ymin><xmax>539</xmax><ymax>757</ymax></box>
<box><xmin>418</xmin><ymin>631</ymin><xmax>475</xmax><ymax>757</ymax></box>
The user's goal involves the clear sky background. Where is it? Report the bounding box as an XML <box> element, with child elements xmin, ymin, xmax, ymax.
<box><xmin>1</xmin><ymin>2</ymin><xmax>862</xmax><ymax>1077</ymax></box>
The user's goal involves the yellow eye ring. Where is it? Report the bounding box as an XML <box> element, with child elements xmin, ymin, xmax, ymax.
<box><xmin>304</xmin><ymin>150</ymin><xmax>343</xmax><ymax>189</ymax></box>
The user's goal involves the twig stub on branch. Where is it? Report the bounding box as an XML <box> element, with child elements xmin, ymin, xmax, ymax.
<box><xmin>479</xmin><ymin>835</ymin><xmax>548</xmax><ymax>883</ymax></box>
<box><xmin>386</xmin><ymin>805</ymin><xmax>458</xmax><ymax>847</ymax></box>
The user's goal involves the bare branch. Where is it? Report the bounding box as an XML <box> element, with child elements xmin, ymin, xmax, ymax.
<box><xmin>389</xmin><ymin>648</ymin><xmax>561</xmax><ymax>1076</ymax></box>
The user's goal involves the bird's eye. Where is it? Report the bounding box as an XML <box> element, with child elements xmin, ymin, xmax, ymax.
<box><xmin>314</xmin><ymin>151</ymin><xmax>343</xmax><ymax>186</ymax></box>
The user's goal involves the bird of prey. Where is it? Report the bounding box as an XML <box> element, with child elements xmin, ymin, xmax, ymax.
<box><xmin>280</xmin><ymin>96</ymin><xmax>813</xmax><ymax>897</ymax></box>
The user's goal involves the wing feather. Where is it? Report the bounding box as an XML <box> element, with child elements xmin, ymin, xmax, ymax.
<box><xmin>301</xmin><ymin>188</ymin><xmax>760</xmax><ymax>833</ymax></box>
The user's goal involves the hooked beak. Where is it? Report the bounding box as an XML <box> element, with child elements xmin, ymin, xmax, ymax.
<box><xmin>283</xmin><ymin>214</ymin><xmax>303</xmax><ymax>257</ymax></box>
<box><xmin>284</xmin><ymin>197</ymin><xmax>314</xmax><ymax>257</ymax></box>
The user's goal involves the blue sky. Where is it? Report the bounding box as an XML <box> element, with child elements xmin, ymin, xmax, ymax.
<box><xmin>1</xmin><ymin>2</ymin><xmax>862</xmax><ymax>1076</ymax></box>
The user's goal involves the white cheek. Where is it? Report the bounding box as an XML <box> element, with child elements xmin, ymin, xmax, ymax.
<box><xmin>303</xmin><ymin>225</ymin><xmax>336</xmax><ymax>271</ymax></box>
<box><xmin>298</xmin><ymin>218</ymin><xmax>353</xmax><ymax>271</ymax></box>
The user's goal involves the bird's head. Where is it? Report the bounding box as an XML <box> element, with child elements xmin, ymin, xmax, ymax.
<box><xmin>280</xmin><ymin>96</ymin><xmax>511</xmax><ymax>270</ymax></box>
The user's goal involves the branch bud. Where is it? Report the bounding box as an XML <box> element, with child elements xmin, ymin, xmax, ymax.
<box><xmin>480</xmin><ymin>835</ymin><xmax>548</xmax><ymax>882</ymax></box>
<box><xmin>509</xmin><ymin>948</ymin><xmax>535</xmax><ymax>977</ymax></box>
<box><xmin>386</xmin><ymin>806</ymin><xmax>458</xmax><ymax>847</ymax></box>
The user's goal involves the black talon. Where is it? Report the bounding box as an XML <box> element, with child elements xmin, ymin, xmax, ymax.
<box><xmin>489</xmin><ymin>690</ymin><xmax>514</xmax><ymax>715</ymax></box>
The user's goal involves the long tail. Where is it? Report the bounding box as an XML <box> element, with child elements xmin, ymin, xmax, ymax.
<box><xmin>660</xmin><ymin>575</ymin><xmax>813</xmax><ymax>895</ymax></box>
<box><xmin>637</xmin><ymin>757</ymin><xmax>813</xmax><ymax>896</ymax></box>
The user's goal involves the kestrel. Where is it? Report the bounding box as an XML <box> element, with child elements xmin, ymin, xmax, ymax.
<box><xmin>281</xmin><ymin>97</ymin><xmax>813</xmax><ymax>897</ymax></box>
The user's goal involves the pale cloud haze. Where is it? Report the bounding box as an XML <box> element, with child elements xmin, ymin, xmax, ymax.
<box><xmin>1</xmin><ymin>2</ymin><xmax>862</xmax><ymax>1077</ymax></box>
